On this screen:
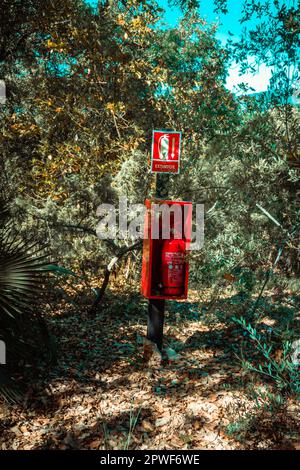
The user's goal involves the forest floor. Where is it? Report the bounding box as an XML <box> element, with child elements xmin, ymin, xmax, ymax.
<box><xmin>0</xmin><ymin>286</ymin><xmax>300</xmax><ymax>450</ymax></box>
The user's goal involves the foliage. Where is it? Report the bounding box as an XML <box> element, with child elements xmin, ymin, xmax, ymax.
<box><xmin>0</xmin><ymin>201</ymin><xmax>54</xmax><ymax>403</ymax></box>
<box><xmin>234</xmin><ymin>316</ymin><xmax>300</xmax><ymax>396</ymax></box>
<box><xmin>0</xmin><ymin>0</ymin><xmax>238</xmax><ymax>276</ymax></box>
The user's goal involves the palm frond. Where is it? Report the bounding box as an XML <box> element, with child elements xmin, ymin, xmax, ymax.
<box><xmin>0</xmin><ymin>200</ymin><xmax>55</xmax><ymax>403</ymax></box>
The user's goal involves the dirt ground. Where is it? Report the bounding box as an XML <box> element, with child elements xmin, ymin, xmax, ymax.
<box><xmin>0</xmin><ymin>288</ymin><xmax>299</xmax><ymax>450</ymax></box>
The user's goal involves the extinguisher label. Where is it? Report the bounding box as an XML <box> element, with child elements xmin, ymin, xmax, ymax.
<box><xmin>164</xmin><ymin>252</ymin><xmax>184</xmax><ymax>283</ymax></box>
<box><xmin>164</xmin><ymin>252</ymin><xmax>184</xmax><ymax>263</ymax></box>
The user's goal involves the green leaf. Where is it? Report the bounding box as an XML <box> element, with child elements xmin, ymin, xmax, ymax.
<box><xmin>43</xmin><ymin>264</ymin><xmax>77</xmax><ymax>277</ymax></box>
<box><xmin>256</xmin><ymin>203</ymin><xmax>282</xmax><ymax>228</ymax></box>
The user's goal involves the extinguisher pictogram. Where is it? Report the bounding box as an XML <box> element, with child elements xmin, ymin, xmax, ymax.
<box><xmin>161</xmin><ymin>237</ymin><xmax>186</xmax><ymax>296</ymax></box>
<box><xmin>158</xmin><ymin>134</ymin><xmax>169</xmax><ymax>160</ymax></box>
<box><xmin>158</xmin><ymin>134</ymin><xmax>176</xmax><ymax>160</ymax></box>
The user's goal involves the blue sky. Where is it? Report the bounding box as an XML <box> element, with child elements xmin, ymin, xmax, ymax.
<box><xmin>157</xmin><ymin>0</ymin><xmax>272</xmax><ymax>93</ymax></box>
<box><xmin>157</xmin><ymin>0</ymin><xmax>251</xmax><ymax>43</ymax></box>
<box><xmin>86</xmin><ymin>0</ymin><xmax>272</xmax><ymax>93</ymax></box>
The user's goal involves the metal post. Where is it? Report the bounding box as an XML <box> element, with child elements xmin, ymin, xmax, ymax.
<box><xmin>147</xmin><ymin>299</ymin><xmax>165</xmax><ymax>351</ymax></box>
<box><xmin>146</xmin><ymin>172</ymin><xmax>169</xmax><ymax>351</ymax></box>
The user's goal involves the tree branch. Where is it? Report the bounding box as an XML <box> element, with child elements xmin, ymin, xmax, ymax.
<box><xmin>89</xmin><ymin>239</ymin><xmax>142</xmax><ymax>314</ymax></box>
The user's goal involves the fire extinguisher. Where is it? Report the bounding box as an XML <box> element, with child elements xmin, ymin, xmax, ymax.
<box><xmin>161</xmin><ymin>232</ymin><xmax>186</xmax><ymax>296</ymax></box>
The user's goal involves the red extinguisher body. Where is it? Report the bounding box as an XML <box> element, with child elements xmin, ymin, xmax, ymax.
<box><xmin>161</xmin><ymin>238</ymin><xmax>186</xmax><ymax>296</ymax></box>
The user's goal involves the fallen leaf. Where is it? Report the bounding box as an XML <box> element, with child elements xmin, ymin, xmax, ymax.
<box><xmin>193</xmin><ymin>420</ymin><xmax>202</xmax><ymax>430</ymax></box>
<box><xmin>155</xmin><ymin>416</ymin><xmax>170</xmax><ymax>427</ymax></box>
<box><xmin>140</xmin><ymin>420</ymin><xmax>154</xmax><ymax>432</ymax></box>
<box><xmin>89</xmin><ymin>439</ymin><xmax>101</xmax><ymax>449</ymax></box>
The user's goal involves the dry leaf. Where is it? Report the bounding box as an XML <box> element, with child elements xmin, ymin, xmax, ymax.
<box><xmin>193</xmin><ymin>420</ymin><xmax>202</xmax><ymax>430</ymax></box>
<box><xmin>140</xmin><ymin>420</ymin><xmax>154</xmax><ymax>432</ymax></box>
<box><xmin>89</xmin><ymin>439</ymin><xmax>101</xmax><ymax>449</ymax></box>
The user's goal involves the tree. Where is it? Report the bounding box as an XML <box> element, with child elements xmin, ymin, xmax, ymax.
<box><xmin>0</xmin><ymin>0</ymin><xmax>235</xmax><ymax>275</ymax></box>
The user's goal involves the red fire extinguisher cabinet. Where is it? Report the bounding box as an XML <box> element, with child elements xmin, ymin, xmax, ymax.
<box><xmin>141</xmin><ymin>199</ymin><xmax>192</xmax><ymax>300</ymax></box>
